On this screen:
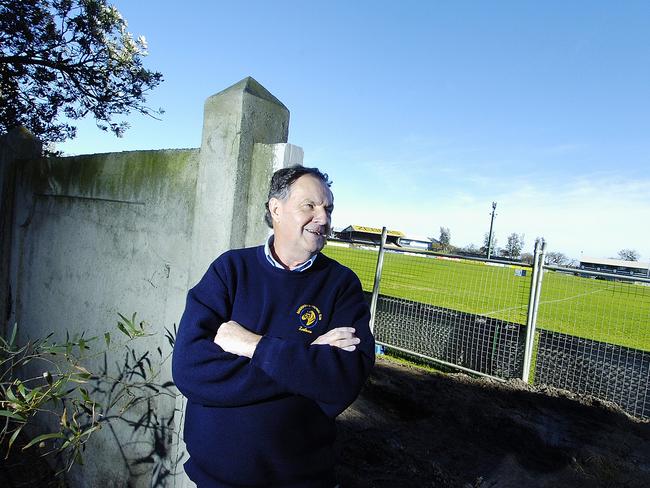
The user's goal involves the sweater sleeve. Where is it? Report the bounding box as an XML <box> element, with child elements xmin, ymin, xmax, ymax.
<box><xmin>172</xmin><ymin>259</ymin><xmax>285</xmax><ymax>406</ymax></box>
<box><xmin>250</xmin><ymin>271</ymin><xmax>375</xmax><ymax>417</ymax></box>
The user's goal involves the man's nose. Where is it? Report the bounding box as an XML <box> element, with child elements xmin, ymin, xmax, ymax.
<box><xmin>313</xmin><ymin>206</ymin><xmax>329</xmax><ymax>224</ymax></box>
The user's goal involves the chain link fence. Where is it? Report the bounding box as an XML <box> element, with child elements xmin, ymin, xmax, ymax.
<box><xmin>323</xmin><ymin>234</ymin><xmax>650</xmax><ymax>420</ymax></box>
<box><xmin>372</xmin><ymin>249</ymin><xmax>530</xmax><ymax>378</ymax></box>
<box><xmin>533</xmin><ymin>267</ymin><xmax>650</xmax><ymax>419</ymax></box>
<box><xmin>321</xmin><ymin>241</ymin><xmax>378</xmax><ymax>292</ymax></box>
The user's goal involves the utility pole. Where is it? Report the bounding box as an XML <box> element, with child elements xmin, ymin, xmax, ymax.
<box><xmin>487</xmin><ymin>201</ymin><xmax>497</xmax><ymax>259</ymax></box>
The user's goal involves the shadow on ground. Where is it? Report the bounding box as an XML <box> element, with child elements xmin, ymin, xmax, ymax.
<box><xmin>4</xmin><ymin>356</ymin><xmax>650</xmax><ymax>487</ymax></box>
<box><xmin>336</xmin><ymin>357</ymin><xmax>650</xmax><ymax>488</ymax></box>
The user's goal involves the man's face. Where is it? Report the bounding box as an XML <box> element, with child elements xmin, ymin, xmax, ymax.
<box><xmin>269</xmin><ymin>174</ymin><xmax>334</xmax><ymax>261</ymax></box>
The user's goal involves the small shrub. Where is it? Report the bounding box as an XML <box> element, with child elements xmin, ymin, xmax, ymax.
<box><xmin>0</xmin><ymin>313</ymin><xmax>176</xmax><ymax>475</ymax></box>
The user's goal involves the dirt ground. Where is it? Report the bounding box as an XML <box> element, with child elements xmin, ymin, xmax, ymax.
<box><xmin>3</xmin><ymin>356</ymin><xmax>649</xmax><ymax>487</ymax></box>
<box><xmin>336</xmin><ymin>356</ymin><xmax>650</xmax><ymax>488</ymax></box>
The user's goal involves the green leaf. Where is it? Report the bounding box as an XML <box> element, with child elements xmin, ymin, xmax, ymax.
<box><xmin>22</xmin><ymin>432</ymin><xmax>66</xmax><ymax>450</ymax></box>
<box><xmin>6</xmin><ymin>387</ymin><xmax>18</xmax><ymax>402</ymax></box>
<box><xmin>104</xmin><ymin>332</ymin><xmax>111</xmax><ymax>347</ymax></box>
<box><xmin>74</xmin><ymin>365</ymin><xmax>91</xmax><ymax>375</ymax></box>
<box><xmin>24</xmin><ymin>386</ymin><xmax>42</xmax><ymax>402</ymax></box>
<box><xmin>117</xmin><ymin>312</ymin><xmax>131</xmax><ymax>327</ymax></box>
<box><xmin>8</xmin><ymin>323</ymin><xmax>18</xmax><ymax>349</ymax></box>
<box><xmin>164</xmin><ymin>324</ymin><xmax>177</xmax><ymax>347</ymax></box>
<box><xmin>117</xmin><ymin>322</ymin><xmax>131</xmax><ymax>338</ymax></box>
<box><xmin>0</xmin><ymin>410</ymin><xmax>26</xmax><ymax>421</ymax></box>
<box><xmin>68</xmin><ymin>376</ymin><xmax>89</xmax><ymax>384</ymax></box>
<box><xmin>8</xmin><ymin>425</ymin><xmax>24</xmax><ymax>452</ymax></box>
<box><xmin>79</xmin><ymin>388</ymin><xmax>91</xmax><ymax>403</ymax></box>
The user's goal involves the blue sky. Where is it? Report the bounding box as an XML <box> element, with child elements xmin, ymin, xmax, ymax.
<box><xmin>60</xmin><ymin>1</ymin><xmax>650</xmax><ymax>261</ymax></box>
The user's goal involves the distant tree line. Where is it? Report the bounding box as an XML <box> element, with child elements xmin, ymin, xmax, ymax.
<box><xmin>429</xmin><ymin>225</ymin><xmax>642</xmax><ymax>268</ymax></box>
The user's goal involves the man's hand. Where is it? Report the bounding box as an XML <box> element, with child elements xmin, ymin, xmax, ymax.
<box><xmin>213</xmin><ymin>320</ymin><xmax>262</xmax><ymax>358</ymax></box>
<box><xmin>311</xmin><ymin>327</ymin><xmax>360</xmax><ymax>352</ymax></box>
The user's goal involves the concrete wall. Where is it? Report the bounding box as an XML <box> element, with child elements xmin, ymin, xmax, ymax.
<box><xmin>1</xmin><ymin>77</ymin><xmax>303</xmax><ymax>487</ymax></box>
<box><xmin>10</xmin><ymin>148</ymin><xmax>199</xmax><ymax>485</ymax></box>
<box><xmin>0</xmin><ymin>128</ymin><xmax>42</xmax><ymax>332</ymax></box>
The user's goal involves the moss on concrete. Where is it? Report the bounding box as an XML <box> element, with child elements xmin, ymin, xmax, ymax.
<box><xmin>32</xmin><ymin>149</ymin><xmax>199</xmax><ymax>202</ymax></box>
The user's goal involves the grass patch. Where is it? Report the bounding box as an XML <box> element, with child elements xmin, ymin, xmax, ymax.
<box><xmin>324</xmin><ymin>244</ymin><xmax>650</xmax><ymax>351</ymax></box>
<box><xmin>379</xmin><ymin>348</ymin><xmax>450</xmax><ymax>374</ymax></box>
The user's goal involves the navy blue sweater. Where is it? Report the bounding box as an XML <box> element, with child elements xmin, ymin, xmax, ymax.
<box><xmin>172</xmin><ymin>246</ymin><xmax>375</xmax><ymax>487</ymax></box>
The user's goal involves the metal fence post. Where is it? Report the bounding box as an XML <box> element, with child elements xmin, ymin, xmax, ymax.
<box><xmin>521</xmin><ymin>240</ymin><xmax>546</xmax><ymax>382</ymax></box>
<box><xmin>368</xmin><ymin>227</ymin><xmax>387</xmax><ymax>334</ymax></box>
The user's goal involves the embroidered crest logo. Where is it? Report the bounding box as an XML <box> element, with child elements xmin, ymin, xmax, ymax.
<box><xmin>296</xmin><ymin>304</ymin><xmax>322</xmax><ymax>334</ymax></box>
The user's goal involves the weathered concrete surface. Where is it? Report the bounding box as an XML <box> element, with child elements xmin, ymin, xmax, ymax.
<box><xmin>3</xmin><ymin>77</ymin><xmax>304</xmax><ymax>487</ymax></box>
<box><xmin>191</xmin><ymin>77</ymin><xmax>292</xmax><ymax>284</ymax></box>
<box><xmin>0</xmin><ymin>128</ymin><xmax>42</xmax><ymax>335</ymax></box>
<box><xmin>8</xmin><ymin>148</ymin><xmax>199</xmax><ymax>486</ymax></box>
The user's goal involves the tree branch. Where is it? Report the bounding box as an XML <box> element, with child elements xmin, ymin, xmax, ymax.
<box><xmin>0</xmin><ymin>55</ymin><xmax>80</xmax><ymax>72</ymax></box>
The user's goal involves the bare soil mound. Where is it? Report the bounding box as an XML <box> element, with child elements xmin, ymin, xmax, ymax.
<box><xmin>336</xmin><ymin>357</ymin><xmax>650</xmax><ymax>488</ymax></box>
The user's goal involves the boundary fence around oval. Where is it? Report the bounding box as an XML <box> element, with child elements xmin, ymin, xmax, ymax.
<box><xmin>323</xmin><ymin>234</ymin><xmax>650</xmax><ymax>420</ymax></box>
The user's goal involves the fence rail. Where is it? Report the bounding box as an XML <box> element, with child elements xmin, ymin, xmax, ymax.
<box><xmin>323</xmin><ymin>234</ymin><xmax>650</xmax><ymax>420</ymax></box>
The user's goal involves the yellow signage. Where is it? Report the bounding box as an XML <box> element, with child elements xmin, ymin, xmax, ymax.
<box><xmin>349</xmin><ymin>225</ymin><xmax>405</xmax><ymax>237</ymax></box>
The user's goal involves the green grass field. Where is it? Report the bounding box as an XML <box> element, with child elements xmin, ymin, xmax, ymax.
<box><xmin>323</xmin><ymin>244</ymin><xmax>650</xmax><ymax>351</ymax></box>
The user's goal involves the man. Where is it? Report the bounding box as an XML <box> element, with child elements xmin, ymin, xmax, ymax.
<box><xmin>172</xmin><ymin>166</ymin><xmax>375</xmax><ymax>487</ymax></box>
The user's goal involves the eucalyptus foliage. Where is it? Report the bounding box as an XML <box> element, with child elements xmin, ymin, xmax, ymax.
<box><xmin>0</xmin><ymin>0</ymin><xmax>163</xmax><ymax>145</ymax></box>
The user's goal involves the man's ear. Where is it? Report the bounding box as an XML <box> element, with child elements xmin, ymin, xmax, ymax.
<box><xmin>268</xmin><ymin>197</ymin><xmax>282</xmax><ymax>223</ymax></box>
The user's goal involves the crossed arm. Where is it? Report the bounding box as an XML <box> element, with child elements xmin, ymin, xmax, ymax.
<box><xmin>172</xmin><ymin>259</ymin><xmax>374</xmax><ymax>417</ymax></box>
<box><xmin>214</xmin><ymin>320</ymin><xmax>361</xmax><ymax>357</ymax></box>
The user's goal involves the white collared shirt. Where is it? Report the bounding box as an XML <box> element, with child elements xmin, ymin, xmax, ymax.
<box><xmin>264</xmin><ymin>235</ymin><xmax>317</xmax><ymax>272</ymax></box>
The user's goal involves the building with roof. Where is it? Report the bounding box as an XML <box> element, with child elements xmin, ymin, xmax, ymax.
<box><xmin>334</xmin><ymin>225</ymin><xmax>436</xmax><ymax>250</ymax></box>
<box><xmin>335</xmin><ymin>225</ymin><xmax>404</xmax><ymax>245</ymax></box>
<box><xmin>579</xmin><ymin>257</ymin><xmax>650</xmax><ymax>278</ymax></box>
<box><xmin>398</xmin><ymin>235</ymin><xmax>438</xmax><ymax>251</ymax></box>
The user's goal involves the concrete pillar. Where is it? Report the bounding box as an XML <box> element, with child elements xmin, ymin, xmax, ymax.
<box><xmin>0</xmin><ymin>127</ymin><xmax>41</xmax><ymax>334</ymax></box>
<box><xmin>245</xmin><ymin>143</ymin><xmax>304</xmax><ymax>248</ymax></box>
<box><xmin>190</xmin><ymin>76</ymin><xmax>302</xmax><ymax>284</ymax></box>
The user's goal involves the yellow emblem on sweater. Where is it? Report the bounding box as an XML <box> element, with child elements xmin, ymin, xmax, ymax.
<box><xmin>297</xmin><ymin>304</ymin><xmax>322</xmax><ymax>333</ymax></box>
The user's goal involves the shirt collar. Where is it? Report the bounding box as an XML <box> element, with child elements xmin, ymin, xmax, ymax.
<box><xmin>264</xmin><ymin>235</ymin><xmax>317</xmax><ymax>272</ymax></box>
